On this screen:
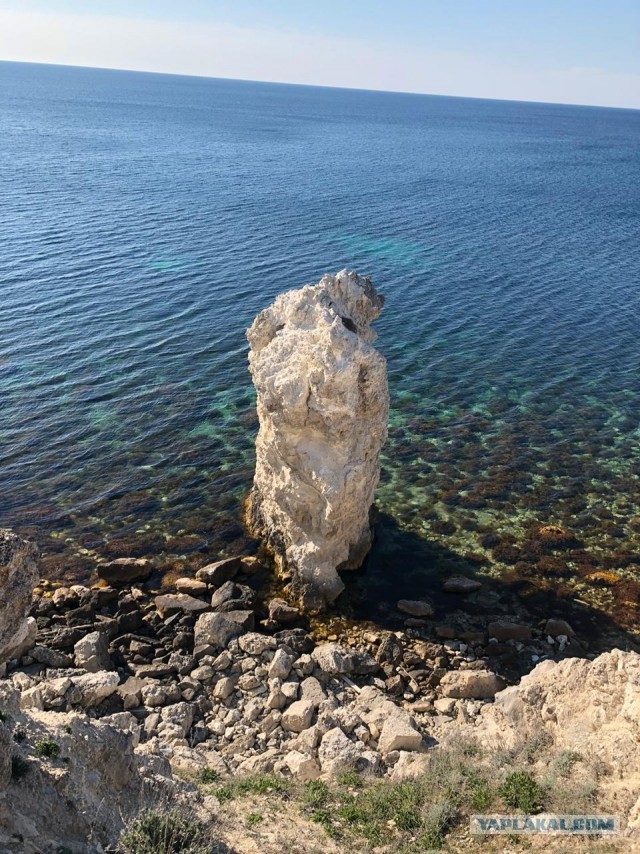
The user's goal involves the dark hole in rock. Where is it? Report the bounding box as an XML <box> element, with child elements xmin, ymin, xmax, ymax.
<box><xmin>341</xmin><ymin>316</ymin><xmax>357</xmax><ymax>333</ymax></box>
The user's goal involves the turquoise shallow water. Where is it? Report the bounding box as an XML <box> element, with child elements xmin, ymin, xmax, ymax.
<box><xmin>1</xmin><ymin>62</ymin><xmax>639</xmax><ymax>631</ymax></box>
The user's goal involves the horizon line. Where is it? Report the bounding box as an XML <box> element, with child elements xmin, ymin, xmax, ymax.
<box><xmin>3</xmin><ymin>59</ymin><xmax>639</xmax><ymax>114</ymax></box>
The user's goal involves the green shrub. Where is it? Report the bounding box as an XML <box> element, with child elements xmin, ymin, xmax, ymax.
<box><xmin>499</xmin><ymin>771</ymin><xmax>543</xmax><ymax>813</ymax></box>
<box><xmin>198</xmin><ymin>768</ymin><xmax>220</xmax><ymax>784</ymax></box>
<box><xmin>120</xmin><ymin>808</ymin><xmax>211</xmax><ymax>854</ymax></box>
<box><xmin>35</xmin><ymin>739</ymin><xmax>60</xmax><ymax>759</ymax></box>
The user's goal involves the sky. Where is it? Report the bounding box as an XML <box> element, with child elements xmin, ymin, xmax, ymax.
<box><xmin>0</xmin><ymin>0</ymin><xmax>639</xmax><ymax>108</ymax></box>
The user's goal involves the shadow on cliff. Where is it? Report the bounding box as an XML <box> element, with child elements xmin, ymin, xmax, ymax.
<box><xmin>332</xmin><ymin>512</ymin><xmax>639</xmax><ymax>675</ymax></box>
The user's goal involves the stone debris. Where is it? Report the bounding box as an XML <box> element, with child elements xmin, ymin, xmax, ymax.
<box><xmin>5</xmin><ymin>525</ymin><xmax>636</xmax><ymax>847</ymax></box>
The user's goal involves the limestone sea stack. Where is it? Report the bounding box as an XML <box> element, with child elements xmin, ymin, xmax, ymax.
<box><xmin>246</xmin><ymin>270</ymin><xmax>389</xmax><ymax>610</ymax></box>
<box><xmin>0</xmin><ymin>529</ymin><xmax>38</xmax><ymax>666</ymax></box>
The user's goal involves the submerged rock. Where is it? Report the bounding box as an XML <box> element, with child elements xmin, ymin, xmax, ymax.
<box><xmin>0</xmin><ymin>529</ymin><xmax>38</xmax><ymax>665</ymax></box>
<box><xmin>246</xmin><ymin>270</ymin><xmax>389</xmax><ymax>610</ymax></box>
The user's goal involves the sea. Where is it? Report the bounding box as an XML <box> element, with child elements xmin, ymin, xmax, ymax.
<box><xmin>1</xmin><ymin>62</ymin><xmax>639</xmax><ymax>637</ymax></box>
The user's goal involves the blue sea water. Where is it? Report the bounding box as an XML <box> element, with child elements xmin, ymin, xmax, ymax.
<box><xmin>1</xmin><ymin>62</ymin><xmax>639</xmax><ymax>627</ymax></box>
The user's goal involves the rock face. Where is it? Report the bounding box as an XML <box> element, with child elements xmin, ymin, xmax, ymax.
<box><xmin>448</xmin><ymin>650</ymin><xmax>640</xmax><ymax>835</ymax></box>
<box><xmin>246</xmin><ymin>270</ymin><xmax>389</xmax><ymax>610</ymax></box>
<box><xmin>0</xmin><ymin>530</ymin><xmax>38</xmax><ymax>665</ymax></box>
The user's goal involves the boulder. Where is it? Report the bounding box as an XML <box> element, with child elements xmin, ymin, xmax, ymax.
<box><xmin>238</xmin><ymin>632</ymin><xmax>277</xmax><ymax>656</ymax></box>
<box><xmin>72</xmin><ymin>671</ymin><xmax>120</xmax><ymax>707</ymax></box>
<box><xmin>210</xmin><ymin>581</ymin><xmax>255</xmax><ymax>612</ymax></box>
<box><xmin>154</xmin><ymin>593</ymin><xmax>210</xmax><ymax>618</ymax></box>
<box><xmin>378</xmin><ymin>712</ymin><xmax>423</xmax><ymax>755</ymax></box>
<box><xmin>312</xmin><ymin>643</ymin><xmax>355</xmax><ymax>675</ymax></box>
<box><xmin>245</xmin><ymin>270</ymin><xmax>389</xmax><ymax>610</ymax></box>
<box><xmin>544</xmin><ymin>618</ymin><xmax>576</xmax><ymax>638</ymax></box>
<box><xmin>282</xmin><ymin>700</ymin><xmax>315</xmax><ymax>733</ymax></box>
<box><xmin>0</xmin><ymin>529</ymin><xmax>38</xmax><ymax>664</ymax></box>
<box><xmin>97</xmin><ymin>558</ymin><xmax>152</xmax><ymax>586</ymax></box>
<box><xmin>442</xmin><ymin>576</ymin><xmax>482</xmax><ymax>594</ymax></box>
<box><xmin>318</xmin><ymin>727</ymin><xmax>362</xmax><ymax>775</ymax></box>
<box><xmin>268</xmin><ymin>598</ymin><xmax>300</xmax><ymax>624</ymax></box>
<box><xmin>195</xmin><ymin>557</ymin><xmax>242</xmax><ymax>586</ymax></box>
<box><xmin>268</xmin><ymin>648</ymin><xmax>295</xmax><ymax>680</ymax></box>
<box><xmin>175</xmin><ymin>577</ymin><xmax>208</xmax><ymax>596</ymax></box>
<box><xmin>284</xmin><ymin>750</ymin><xmax>321</xmax><ymax>781</ymax></box>
<box><xmin>31</xmin><ymin>645</ymin><xmax>73</xmax><ymax>668</ymax></box>
<box><xmin>487</xmin><ymin>620</ymin><xmax>532</xmax><ymax>642</ymax></box>
<box><xmin>396</xmin><ymin>599</ymin><xmax>434</xmax><ymax>617</ymax></box>
<box><xmin>439</xmin><ymin>669</ymin><xmax>505</xmax><ymax>699</ymax></box>
<box><xmin>74</xmin><ymin>631</ymin><xmax>112</xmax><ymax>672</ymax></box>
<box><xmin>194</xmin><ymin>612</ymin><xmax>245</xmax><ymax>649</ymax></box>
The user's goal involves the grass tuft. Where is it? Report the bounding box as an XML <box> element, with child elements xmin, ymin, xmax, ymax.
<box><xmin>214</xmin><ymin>774</ymin><xmax>291</xmax><ymax>803</ymax></box>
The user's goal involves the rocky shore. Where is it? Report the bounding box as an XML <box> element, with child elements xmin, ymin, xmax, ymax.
<box><xmin>1</xmin><ymin>528</ymin><xmax>639</xmax><ymax>850</ymax></box>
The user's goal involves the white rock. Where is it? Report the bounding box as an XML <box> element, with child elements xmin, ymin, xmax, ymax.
<box><xmin>213</xmin><ymin>676</ymin><xmax>237</xmax><ymax>700</ymax></box>
<box><xmin>299</xmin><ymin>676</ymin><xmax>327</xmax><ymax>707</ymax></box>
<box><xmin>439</xmin><ymin>670</ymin><xmax>505</xmax><ymax>699</ymax></box>
<box><xmin>390</xmin><ymin>751</ymin><xmax>432</xmax><ymax>781</ymax></box>
<box><xmin>282</xmin><ymin>700</ymin><xmax>314</xmax><ymax>732</ymax></box>
<box><xmin>281</xmin><ymin>681</ymin><xmax>299</xmax><ymax>701</ymax></box>
<box><xmin>434</xmin><ymin>697</ymin><xmax>456</xmax><ymax>715</ymax></box>
<box><xmin>318</xmin><ymin>727</ymin><xmax>362</xmax><ymax>775</ymax></box>
<box><xmin>268</xmin><ymin>648</ymin><xmax>295</xmax><ymax>680</ymax></box>
<box><xmin>141</xmin><ymin>683</ymin><xmax>167</xmax><ymax>708</ymax></box>
<box><xmin>284</xmin><ymin>750</ymin><xmax>321</xmax><ymax>781</ymax></box>
<box><xmin>71</xmin><ymin>671</ymin><xmax>120</xmax><ymax>707</ymax></box>
<box><xmin>245</xmin><ymin>270</ymin><xmax>388</xmax><ymax>609</ymax></box>
<box><xmin>312</xmin><ymin>643</ymin><xmax>354</xmax><ymax>674</ymax></box>
<box><xmin>378</xmin><ymin>713</ymin><xmax>423</xmax><ymax>755</ymax></box>
<box><xmin>238</xmin><ymin>633</ymin><xmax>277</xmax><ymax>656</ymax></box>
<box><xmin>74</xmin><ymin>631</ymin><xmax>112</xmax><ymax>673</ymax></box>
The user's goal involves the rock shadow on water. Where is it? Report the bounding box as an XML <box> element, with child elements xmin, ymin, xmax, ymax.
<box><xmin>332</xmin><ymin>511</ymin><xmax>639</xmax><ymax>681</ymax></box>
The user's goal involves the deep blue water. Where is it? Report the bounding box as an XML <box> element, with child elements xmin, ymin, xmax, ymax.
<box><xmin>1</xmin><ymin>62</ymin><xmax>639</xmax><ymax>626</ymax></box>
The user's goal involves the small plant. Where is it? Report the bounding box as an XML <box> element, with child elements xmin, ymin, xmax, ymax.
<box><xmin>499</xmin><ymin>771</ymin><xmax>543</xmax><ymax>813</ymax></box>
<box><xmin>11</xmin><ymin>755</ymin><xmax>29</xmax><ymax>780</ymax></box>
<box><xmin>214</xmin><ymin>774</ymin><xmax>291</xmax><ymax>803</ymax></box>
<box><xmin>303</xmin><ymin>779</ymin><xmax>330</xmax><ymax>808</ymax></box>
<box><xmin>337</xmin><ymin>770</ymin><xmax>364</xmax><ymax>789</ymax></box>
<box><xmin>120</xmin><ymin>807</ymin><xmax>211</xmax><ymax>854</ymax></box>
<box><xmin>246</xmin><ymin>812</ymin><xmax>262</xmax><ymax>827</ymax></box>
<box><xmin>35</xmin><ymin>739</ymin><xmax>61</xmax><ymax>759</ymax></box>
<box><xmin>469</xmin><ymin>780</ymin><xmax>492</xmax><ymax>811</ymax></box>
<box><xmin>551</xmin><ymin>749</ymin><xmax>582</xmax><ymax>778</ymax></box>
<box><xmin>419</xmin><ymin>799</ymin><xmax>457</xmax><ymax>850</ymax></box>
<box><xmin>199</xmin><ymin>768</ymin><xmax>220</xmax><ymax>784</ymax></box>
